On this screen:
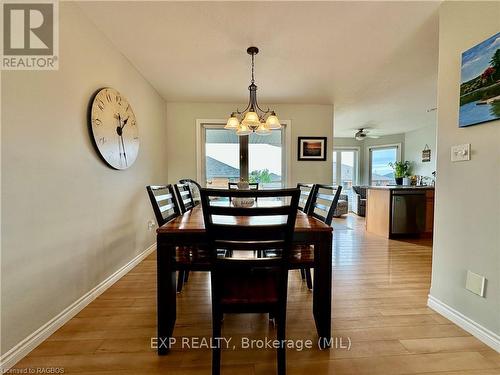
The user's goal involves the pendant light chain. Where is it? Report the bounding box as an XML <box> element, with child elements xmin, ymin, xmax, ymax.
<box><xmin>251</xmin><ymin>52</ymin><xmax>255</xmax><ymax>85</ymax></box>
<box><xmin>224</xmin><ymin>46</ymin><xmax>281</xmax><ymax>135</ymax></box>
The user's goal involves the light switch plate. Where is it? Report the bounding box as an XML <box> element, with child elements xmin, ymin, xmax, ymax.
<box><xmin>451</xmin><ymin>144</ymin><xmax>471</xmax><ymax>162</ymax></box>
<box><xmin>466</xmin><ymin>270</ymin><xmax>486</xmax><ymax>297</ymax></box>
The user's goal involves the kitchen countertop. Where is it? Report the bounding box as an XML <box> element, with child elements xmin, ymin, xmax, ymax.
<box><xmin>367</xmin><ymin>185</ymin><xmax>435</xmax><ymax>191</ymax></box>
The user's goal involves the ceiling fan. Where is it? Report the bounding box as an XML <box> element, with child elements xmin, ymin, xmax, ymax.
<box><xmin>354</xmin><ymin>128</ymin><xmax>380</xmax><ymax>141</ymax></box>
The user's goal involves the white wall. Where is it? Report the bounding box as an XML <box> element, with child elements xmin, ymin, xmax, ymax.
<box><xmin>430</xmin><ymin>0</ymin><xmax>500</xmax><ymax>339</ymax></box>
<box><xmin>1</xmin><ymin>2</ymin><xmax>167</xmax><ymax>355</ymax></box>
<box><xmin>405</xmin><ymin>125</ymin><xmax>437</xmax><ymax>177</ymax></box>
<box><xmin>166</xmin><ymin>103</ymin><xmax>333</xmax><ymax>186</ymax></box>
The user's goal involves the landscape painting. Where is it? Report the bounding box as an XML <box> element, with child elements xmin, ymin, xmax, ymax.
<box><xmin>459</xmin><ymin>32</ymin><xmax>500</xmax><ymax>127</ymax></box>
<box><xmin>298</xmin><ymin>137</ymin><xmax>327</xmax><ymax>161</ymax></box>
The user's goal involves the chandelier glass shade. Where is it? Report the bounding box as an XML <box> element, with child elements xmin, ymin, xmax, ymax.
<box><xmin>225</xmin><ymin>47</ymin><xmax>280</xmax><ymax>136</ymax></box>
<box><xmin>225</xmin><ymin>116</ymin><xmax>240</xmax><ymax>129</ymax></box>
<box><xmin>236</xmin><ymin>122</ymin><xmax>252</xmax><ymax>136</ymax></box>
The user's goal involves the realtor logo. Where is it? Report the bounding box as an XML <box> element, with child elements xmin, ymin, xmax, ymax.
<box><xmin>1</xmin><ymin>0</ymin><xmax>58</xmax><ymax>70</ymax></box>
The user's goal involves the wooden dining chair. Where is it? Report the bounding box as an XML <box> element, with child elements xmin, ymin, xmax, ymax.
<box><xmin>146</xmin><ymin>185</ymin><xmax>180</xmax><ymax>228</ymax></box>
<box><xmin>265</xmin><ymin>183</ymin><xmax>316</xmax><ymax>284</ymax></box>
<box><xmin>200</xmin><ymin>188</ymin><xmax>300</xmax><ymax>375</ymax></box>
<box><xmin>292</xmin><ymin>184</ymin><xmax>342</xmax><ymax>289</ymax></box>
<box><xmin>297</xmin><ymin>183</ymin><xmax>315</xmax><ymax>213</ymax></box>
<box><xmin>175</xmin><ymin>182</ymin><xmax>230</xmax><ymax>276</ymax></box>
<box><xmin>179</xmin><ymin>178</ymin><xmax>202</xmax><ymax>205</ymax></box>
<box><xmin>146</xmin><ymin>185</ymin><xmax>209</xmax><ymax>293</ymax></box>
<box><xmin>173</xmin><ymin>182</ymin><xmax>205</xmax><ymax>284</ymax></box>
<box><xmin>293</xmin><ymin>183</ymin><xmax>314</xmax><ymax>280</ymax></box>
<box><xmin>174</xmin><ymin>183</ymin><xmax>196</xmax><ymax>213</ymax></box>
<box><xmin>308</xmin><ymin>184</ymin><xmax>343</xmax><ymax>225</ymax></box>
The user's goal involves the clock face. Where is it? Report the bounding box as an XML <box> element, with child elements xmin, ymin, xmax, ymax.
<box><xmin>90</xmin><ymin>88</ymin><xmax>139</xmax><ymax>170</ymax></box>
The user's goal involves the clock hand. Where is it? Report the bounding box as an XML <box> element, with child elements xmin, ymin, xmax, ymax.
<box><xmin>121</xmin><ymin>117</ymin><xmax>129</xmax><ymax>129</ymax></box>
<box><xmin>116</xmin><ymin>114</ymin><xmax>122</xmax><ymax>134</ymax></box>
<box><xmin>115</xmin><ymin>113</ymin><xmax>129</xmax><ymax>167</ymax></box>
<box><xmin>120</xmin><ymin>134</ymin><xmax>128</xmax><ymax>166</ymax></box>
<box><xmin>118</xmin><ymin>134</ymin><xmax>123</xmax><ymax>164</ymax></box>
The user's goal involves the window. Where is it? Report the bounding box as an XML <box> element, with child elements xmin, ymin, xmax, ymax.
<box><xmin>200</xmin><ymin>123</ymin><xmax>287</xmax><ymax>188</ymax></box>
<box><xmin>333</xmin><ymin>148</ymin><xmax>359</xmax><ymax>206</ymax></box>
<box><xmin>204</xmin><ymin>128</ymin><xmax>240</xmax><ymax>188</ymax></box>
<box><xmin>249</xmin><ymin>131</ymin><xmax>283</xmax><ymax>188</ymax></box>
<box><xmin>369</xmin><ymin>145</ymin><xmax>400</xmax><ymax>186</ymax></box>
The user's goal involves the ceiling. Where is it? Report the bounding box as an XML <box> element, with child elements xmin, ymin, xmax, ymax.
<box><xmin>78</xmin><ymin>1</ymin><xmax>440</xmax><ymax>138</ymax></box>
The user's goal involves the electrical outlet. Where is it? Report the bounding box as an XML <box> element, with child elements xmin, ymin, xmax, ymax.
<box><xmin>451</xmin><ymin>144</ymin><xmax>471</xmax><ymax>162</ymax></box>
<box><xmin>465</xmin><ymin>270</ymin><xmax>486</xmax><ymax>297</ymax></box>
<box><xmin>147</xmin><ymin>220</ymin><xmax>156</xmax><ymax>231</ymax></box>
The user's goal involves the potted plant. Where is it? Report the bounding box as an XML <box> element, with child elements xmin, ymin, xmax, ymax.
<box><xmin>388</xmin><ymin>161</ymin><xmax>411</xmax><ymax>185</ymax></box>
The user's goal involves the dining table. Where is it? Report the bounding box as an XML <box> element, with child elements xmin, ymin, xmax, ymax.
<box><xmin>155</xmin><ymin>203</ymin><xmax>333</xmax><ymax>355</ymax></box>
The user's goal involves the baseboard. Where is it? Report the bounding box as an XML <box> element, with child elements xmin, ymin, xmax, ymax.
<box><xmin>0</xmin><ymin>243</ymin><xmax>156</xmax><ymax>372</ymax></box>
<box><xmin>428</xmin><ymin>294</ymin><xmax>500</xmax><ymax>353</ymax></box>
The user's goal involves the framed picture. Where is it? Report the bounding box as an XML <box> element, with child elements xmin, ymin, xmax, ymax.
<box><xmin>298</xmin><ymin>137</ymin><xmax>327</xmax><ymax>161</ymax></box>
<box><xmin>459</xmin><ymin>32</ymin><xmax>500</xmax><ymax>127</ymax></box>
<box><xmin>422</xmin><ymin>144</ymin><xmax>431</xmax><ymax>162</ymax></box>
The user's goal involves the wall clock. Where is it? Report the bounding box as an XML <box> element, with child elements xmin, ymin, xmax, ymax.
<box><xmin>89</xmin><ymin>87</ymin><xmax>139</xmax><ymax>170</ymax></box>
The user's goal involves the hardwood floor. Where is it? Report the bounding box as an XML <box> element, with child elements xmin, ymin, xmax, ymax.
<box><xmin>12</xmin><ymin>214</ymin><xmax>500</xmax><ymax>374</ymax></box>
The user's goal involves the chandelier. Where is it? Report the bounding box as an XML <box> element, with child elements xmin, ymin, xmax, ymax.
<box><xmin>224</xmin><ymin>46</ymin><xmax>281</xmax><ymax>136</ymax></box>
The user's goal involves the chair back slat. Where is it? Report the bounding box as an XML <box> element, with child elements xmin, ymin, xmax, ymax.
<box><xmin>314</xmin><ymin>202</ymin><xmax>330</xmax><ymax>212</ymax></box>
<box><xmin>297</xmin><ymin>183</ymin><xmax>315</xmax><ymax>213</ymax></box>
<box><xmin>307</xmin><ymin>184</ymin><xmax>342</xmax><ymax>226</ymax></box>
<box><xmin>228</xmin><ymin>182</ymin><xmax>259</xmax><ymax>190</ymax></box>
<box><xmin>174</xmin><ymin>183</ymin><xmax>195</xmax><ymax>213</ymax></box>
<box><xmin>159</xmin><ymin>202</ymin><xmax>176</xmax><ymax>213</ymax></box>
<box><xmin>208</xmin><ymin>205</ymin><xmax>292</xmax><ymax>216</ymax></box>
<box><xmin>316</xmin><ymin>193</ymin><xmax>335</xmax><ymax>202</ymax></box>
<box><xmin>200</xmin><ymin>188</ymin><xmax>300</xmax><ymax>265</ymax></box>
<box><xmin>155</xmin><ymin>193</ymin><xmax>172</xmax><ymax>202</ymax></box>
<box><xmin>146</xmin><ymin>185</ymin><xmax>180</xmax><ymax>227</ymax></box>
<box><xmin>228</xmin><ymin>182</ymin><xmax>259</xmax><ymax>202</ymax></box>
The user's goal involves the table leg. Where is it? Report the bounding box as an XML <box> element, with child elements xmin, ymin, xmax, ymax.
<box><xmin>157</xmin><ymin>236</ymin><xmax>176</xmax><ymax>355</ymax></box>
<box><xmin>313</xmin><ymin>231</ymin><xmax>332</xmax><ymax>349</ymax></box>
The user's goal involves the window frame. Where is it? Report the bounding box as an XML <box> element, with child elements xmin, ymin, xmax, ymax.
<box><xmin>367</xmin><ymin>143</ymin><xmax>402</xmax><ymax>186</ymax></box>
<box><xmin>332</xmin><ymin>146</ymin><xmax>360</xmax><ymax>188</ymax></box>
<box><xmin>196</xmin><ymin>119</ymin><xmax>291</xmax><ymax>187</ymax></box>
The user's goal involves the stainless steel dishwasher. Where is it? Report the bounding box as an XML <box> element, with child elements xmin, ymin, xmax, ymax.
<box><xmin>391</xmin><ymin>190</ymin><xmax>426</xmax><ymax>234</ymax></box>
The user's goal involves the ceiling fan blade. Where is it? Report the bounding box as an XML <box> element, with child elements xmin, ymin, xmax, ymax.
<box><xmin>367</xmin><ymin>135</ymin><xmax>380</xmax><ymax>139</ymax></box>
